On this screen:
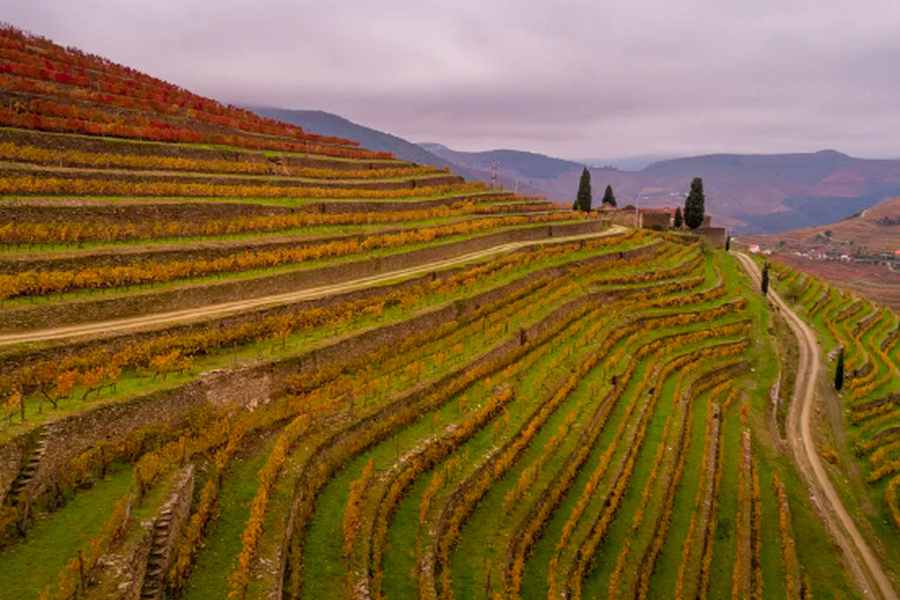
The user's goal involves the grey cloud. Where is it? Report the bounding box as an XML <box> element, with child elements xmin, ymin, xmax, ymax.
<box><xmin>5</xmin><ymin>0</ymin><xmax>900</xmax><ymax>159</ymax></box>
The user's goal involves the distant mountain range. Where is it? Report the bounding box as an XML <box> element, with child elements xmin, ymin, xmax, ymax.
<box><xmin>251</xmin><ymin>107</ymin><xmax>900</xmax><ymax>234</ymax></box>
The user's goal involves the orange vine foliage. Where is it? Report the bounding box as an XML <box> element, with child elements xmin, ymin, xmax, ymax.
<box><xmin>0</xmin><ymin>212</ymin><xmax>580</xmax><ymax>299</ymax></box>
<box><xmin>228</xmin><ymin>413</ymin><xmax>311</xmax><ymax>598</ymax></box>
<box><xmin>343</xmin><ymin>459</ymin><xmax>375</xmax><ymax>558</ymax></box>
<box><xmin>0</xmin><ymin>25</ymin><xmax>402</xmax><ymax>158</ymax></box>
<box><xmin>0</xmin><ymin>142</ymin><xmax>440</xmax><ymax>179</ymax></box>
<box><xmin>0</xmin><ymin>201</ymin><xmax>526</xmax><ymax>244</ymax></box>
<box><xmin>0</xmin><ymin>174</ymin><xmax>485</xmax><ymax>199</ymax></box>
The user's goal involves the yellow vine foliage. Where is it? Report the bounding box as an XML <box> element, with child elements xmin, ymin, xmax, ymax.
<box><xmin>0</xmin><ymin>142</ymin><xmax>442</xmax><ymax>180</ymax></box>
<box><xmin>0</xmin><ymin>174</ymin><xmax>486</xmax><ymax>200</ymax></box>
<box><xmin>0</xmin><ymin>212</ymin><xmax>583</xmax><ymax>299</ymax></box>
<box><xmin>228</xmin><ymin>412</ymin><xmax>311</xmax><ymax>598</ymax></box>
<box><xmin>0</xmin><ymin>200</ymin><xmax>535</xmax><ymax>244</ymax></box>
<box><xmin>343</xmin><ymin>459</ymin><xmax>375</xmax><ymax>558</ymax></box>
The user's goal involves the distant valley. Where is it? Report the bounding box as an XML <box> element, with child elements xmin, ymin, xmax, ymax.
<box><xmin>741</xmin><ymin>197</ymin><xmax>900</xmax><ymax>308</ymax></box>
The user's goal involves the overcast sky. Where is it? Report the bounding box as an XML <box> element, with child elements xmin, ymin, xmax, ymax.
<box><xmin>6</xmin><ymin>0</ymin><xmax>900</xmax><ymax>160</ymax></box>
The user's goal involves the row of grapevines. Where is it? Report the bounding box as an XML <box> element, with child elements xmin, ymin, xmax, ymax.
<box><xmin>0</xmin><ymin>172</ymin><xmax>482</xmax><ymax>199</ymax></box>
<box><xmin>0</xmin><ymin>200</ymin><xmax>529</xmax><ymax>244</ymax></box>
<box><xmin>37</xmin><ymin>493</ymin><xmax>133</xmax><ymax>600</ymax></box>
<box><xmin>364</xmin><ymin>382</ymin><xmax>521</xmax><ymax>597</ymax></box>
<box><xmin>633</xmin><ymin>367</ymin><xmax>745</xmax><ymax>599</ymax></box>
<box><xmin>541</xmin><ymin>327</ymin><xmax>743</xmax><ymax>598</ymax></box>
<box><xmin>562</xmin><ymin>341</ymin><xmax>748</xmax><ymax>599</ymax></box>
<box><xmin>166</xmin><ymin>416</ymin><xmax>256</xmax><ymax>593</ymax></box>
<box><xmin>673</xmin><ymin>389</ymin><xmax>727</xmax><ymax>600</ymax></box>
<box><xmin>730</xmin><ymin>429</ymin><xmax>763</xmax><ymax>599</ymax></box>
<box><xmin>0</xmin><ymin>101</ymin><xmax>389</xmax><ymax>159</ymax></box>
<box><xmin>0</xmin><ymin>66</ymin><xmax>339</xmax><ymax>144</ymax></box>
<box><xmin>0</xmin><ymin>212</ymin><xmax>581</xmax><ymax>299</ymax></box>
<box><xmin>320</xmin><ymin>268</ymin><xmax>644</xmax><ymax>589</ymax></box>
<box><xmin>771</xmin><ymin>473</ymin><xmax>809</xmax><ymax>599</ymax></box>
<box><xmin>606</xmin><ymin>380</ymin><xmax>680</xmax><ymax>599</ymax></box>
<box><xmin>0</xmin><ymin>142</ymin><xmax>442</xmax><ymax>180</ymax></box>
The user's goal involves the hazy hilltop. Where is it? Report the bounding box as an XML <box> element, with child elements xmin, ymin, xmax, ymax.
<box><xmin>250</xmin><ymin>107</ymin><xmax>457</xmax><ymax>170</ymax></box>
<box><xmin>420</xmin><ymin>143</ymin><xmax>581</xmax><ymax>180</ymax></box>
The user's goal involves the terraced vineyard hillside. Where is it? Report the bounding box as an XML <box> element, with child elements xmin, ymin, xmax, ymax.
<box><xmin>0</xmin><ymin>24</ymin><xmax>895</xmax><ymax>600</ymax></box>
<box><xmin>765</xmin><ymin>261</ymin><xmax>900</xmax><ymax>549</ymax></box>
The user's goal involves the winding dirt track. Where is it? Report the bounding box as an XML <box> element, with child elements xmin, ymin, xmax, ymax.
<box><xmin>0</xmin><ymin>227</ymin><xmax>625</xmax><ymax>348</ymax></box>
<box><xmin>735</xmin><ymin>252</ymin><xmax>897</xmax><ymax>600</ymax></box>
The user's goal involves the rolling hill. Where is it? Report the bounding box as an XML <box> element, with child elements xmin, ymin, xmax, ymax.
<box><xmin>0</xmin><ymin>23</ymin><xmax>896</xmax><ymax>600</ymax></box>
<box><xmin>751</xmin><ymin>196</ymin><xmax>900</xmax><ymax>255</ymax></box>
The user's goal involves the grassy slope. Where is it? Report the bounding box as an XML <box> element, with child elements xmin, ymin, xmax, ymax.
<box><xmin>0</xmin><ymin>467</ymin><xmax>133</xmax><ymax>597</ymax></box>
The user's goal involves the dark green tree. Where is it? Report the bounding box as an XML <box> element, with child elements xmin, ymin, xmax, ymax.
<box><xmin>683</xmin><ymin>177</ymin><xmax>706</xmax><ymax>229</ymax></box>
<box><xmin>601</xmin><ymin>184</ymin><xmax>617</xmax><ymax>207</ymax></box>
<box><xmin>574</xmin><ymin>167</ymin><xmax>592</xmax><ymax>212</ymax></box>
<box><xmin>761</xmin><ymin>262</ymin><xmax>770</xmax><ymax>295</ymax></box>
<box><xmin>673</xmin><ymin>206</ymin><xmax>683</xmax><ymax>228</ymax></box>
<box><xmin>835</xmin><ymin>347</ymin><xmax>845</xmax><ymax>391</ymax></box>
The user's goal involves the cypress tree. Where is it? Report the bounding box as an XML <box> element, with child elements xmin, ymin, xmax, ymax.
<box><xmin>683</xmin><ymin>177</ymin><xmax>706</xmax><ymax>229</ymax></box>
<box><xmin>835</xmin><ymin>347</ymin><xmax>845</xmax><ymax>391</ymax></box>
<box><xmin>601</xmin><ymin>185</ymin><xmax>617</xmax><ymax>207</ymax></box>
<box><xmin>574</xmin><ymin>168</ymin><xmax>592</xmax><ymax>212</ymax></box>
<box><xmin>673</xmin><ymin>206</ymin><xmax>683</xmax><ymax>228</ymax></box>
<box><xmin>761</xmin><ymin>262</ymin><xmax>770</xmax><ymax>295</ymax></box>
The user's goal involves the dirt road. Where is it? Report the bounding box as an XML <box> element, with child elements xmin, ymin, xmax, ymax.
<box><xmin>0</xmin><ymin>227</ymin><xmax>625</xmax><ymax>348</ymax></box>
<box><xmin>735</xmin><ymin>252</ymin><xmax>896</xmax><ymax>600</ymax></box>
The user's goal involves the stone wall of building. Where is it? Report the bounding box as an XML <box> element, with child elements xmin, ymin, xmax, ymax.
<box><xmin>697</xmin><ymin>227</ymin><xmax>727</xmax><ymax>248</ymax></box>
<box><xmin>640</xmin><ymin>211</ymin><xmax>672</xmax><ymax>229</ymax></box>
<box><xmin>599</xmin><ymin>208</ymin><xmax>639</xmax><ymax>228</ymax></box>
